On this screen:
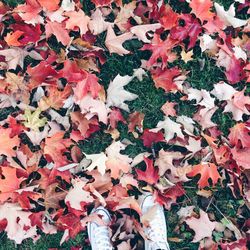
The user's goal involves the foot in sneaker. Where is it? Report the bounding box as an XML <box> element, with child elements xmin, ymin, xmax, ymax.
<box><xmin>87</xmin><ymin>206</ymin><xmax>113</xmax><ymax>250</ymax></box>
<box><xmin>139</xmin><ymin>194</ymin><xmax>170</xmax><ymax>250</ymax></box>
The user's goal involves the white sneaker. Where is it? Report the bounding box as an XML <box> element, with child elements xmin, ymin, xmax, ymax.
<box><xmin>87</xmin><ymin>206</ymin><xmax>113</xmax><ymax>250</ymax></box>
<box><xmin>139</xmin><ymin>194</ymin><xmax>170</xmax><ymax>250</ymax></box>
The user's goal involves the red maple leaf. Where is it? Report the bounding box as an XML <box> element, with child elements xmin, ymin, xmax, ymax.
<box><xmin>189</xmin><ymin>0</ymin><xmax>214</xmax><ymax>22</ymax></box>
<box><xmin>151</xmin><ymin>67</ymin><xmax>181</xmax><ymax>92</ymax></box>
<box><xmin>170</xmin><ymin>14</ymin><xmax>202</xmax><ymax>49</ymax></box>
<box><xmin>136</xmin><ymin>157</ymin><xmax>159</xmax><ymax>185</ymax></box>
<box><xmin>154</xmin><ymin>182</ymin><xmax>185</xmax><ymax>209</ymax></box>
<box><xmin>228</xmin><ymin>122</ymin><xmax>250</xmax><ymax>148</ymax></box>
<box><xmin>109</xmin><ymin>108</ymin><xmax>126</xmax><ymax>129</ymax></box>
<box><xmin>187</xmin><ymin>163</ymin><xmax>221</xmax><ymax>188</ymax></box>
<box><xmin>141</xmin><ymin>34</ymin><xmax>178</xmax><ymax>67</ymax></box>
<box><xmin>141</xmin><ymin>129</ymin><xmax>164</xmax><ymax>147</ymax></box>
<box><xmin>73</xmin><ymin>72</ymin><xmax>102</xmax><ymax>100</ymax></box>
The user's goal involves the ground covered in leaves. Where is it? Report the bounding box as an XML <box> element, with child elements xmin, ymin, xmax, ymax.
<box><xmin>0</xmin><ymin>0</ymin><xmax>249</xmax><ymax>249</ymax></box>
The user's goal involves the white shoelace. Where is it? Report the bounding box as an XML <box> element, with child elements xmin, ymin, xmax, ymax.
<box><xmin>94</xmin><ymin>225</ymin><xmax>113</xmax><ymax>250</ymax></box>
<box><xmin>147</xmin><ymin>206</ymin><xmax>170</xmax><ymax>250</ymax></box>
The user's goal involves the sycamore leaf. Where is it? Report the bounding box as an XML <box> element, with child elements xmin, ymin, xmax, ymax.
<box><xmin>64</xmin><ymin>9</ymin><xmax>90</xmax><ymax>35</ymax></box>
<box><xmin>186</xmin><ymin>210</ymin><xmax>216</xmax><ymax>242</ymax></box>
<box><xmin>45</xmin><ymin>21</ymin><xmax>71</xmax><ymax>46</ymax></box>
<box><xmin>0</xmin><ymin>127</ymin><xmax>20</xmax><ymax>157</ymax></box>
<box><xmin>65</xmin><ymin>180</ymin><xmax>94</xmax><ymax>210</ymax></box>
<box><xmin>187</xmin><ymin>163</ymin><xmax>221</xmax><ymax>188</ymax></box>
<box><xmin>214</xmin><ymin>3</ymin><xmax>248</xmax><ymax>28</ymax></box>
<box><xmin>136</xmin><ymin>157</ymin><xmax>159</xmax><ymax>185</ymax></box>
<box><xmin>105</xmin><ymin>25</ymin><xmax>134</xmax><ymax>55</ymax></box>
<box><xmin>106</xmin><ymin>74</ymin><xmax>138</xmax><ymax>112</ymax></box>
<box><xmin>23</xmin><ymin>108</ymin><xmax>47</xmax><ymax>131</ymax></box>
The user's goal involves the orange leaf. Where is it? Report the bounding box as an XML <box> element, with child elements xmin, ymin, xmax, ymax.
<box><xmin>229</xmin><ymin>123</ymin><xmax>250</xmax><ymax>148</ymax></box>
<box><xmin>0</xmin><ymin>167</ymin><xmax>23</xmax><ymax>203</ymax></box>
<box><xmin>5</xmin><ymin>31</ymin><xmax>24</xmax><ymax>46</ymax></box>
<box><xmin>37</xmin><ymin>0</ymin><xmax>59</xmax><ymax>11</ymax></box>
<box><xmin>0</xmin><ymin>127</ymin><xmax>20</xmax><ymax>157</ymax></box>
<box><xmin>190</xmin><ymin>0</ymin><xmax>214</xmax><ymax>22</ymax></box>
<box><xmin>187</xmin><ymin>163</ymin><xmax>221</xmax><ymax>188</ymax></box>
<box><xmin>45</xmin><ymin>21</ymin><xmax>71</xmax><ymax>46</ymax></box>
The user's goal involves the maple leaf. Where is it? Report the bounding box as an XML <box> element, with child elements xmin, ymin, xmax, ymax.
<box><xmin>159</xmin><ymin>4</ymin><xmax>179</xmax><ymax>30</ymax></box>
<box><xmin>141</xmin><ymin>34</ymin><xmax>178</xmax><ymax>67</ymax></box>
<box><xmin>76</xmin><ymin>94</ymin><xmax>108</xmax><ymax>124</ymax></box>
<box><xmin>109</xmin><ymin>108</ymin><xmax>126</xmax><ymax>129</ymax></box>
<box><xmin>27</xmin><ymin>61</ymin><xmax>58</xmax><ymax>88</ymax></box>
<box><xmin>0</xmin><ymin>167</ymin><xmax>24</xmax><ymax>203</ymax></box>
<box><xmin>189</xmin><ymin>0</ymin><xmax>214</xmax><ymax>22</ymax></box>
<box><xmin>39</xmin><ymin>84</ymin><xmax>72</xmax><ymax>111</ymax></box>
<box><xmin>136</xmin><ymin>157</ymin><xmax>159</xmax><ymax>185</ymax></box>
<box><xmin>181</xmin><ymin>49</ymin><xmax>193</xmax><ymax>63</ymax></box>
<box><xmin>73</xmin><ymin>72</ymin><xmax>101</xmax><ymax>100</ymax></box>
<box><xmin>214</xmin><ymin>3</ymin><xmax>248</xmax><ymax>28</ymax></box>
<box><xmin>23</xmin><ymin>108</ymin><xmax>47</xmax><ymax>131</ymax></box>
<box><xmin>45</xmin><ymin>21</ymin><xmax>71</xmax><ymax>46</ymax></box>
<box><xmin>130</xmin><ymin>23</ymin><xmax>161</xmax><ymax>43</ymax></box>
<box><xmin>186</xmin><ymin>210</ymin><xmax>216</xmax><ymax>242</ymax></box>
<box><xmin>14</xmin><ymin>0</ymin><xmax>42</xmax><ymax>25</ymax></box>
<box><xmin>83</xmin><ymin>152</ymin><xmax>108</xmax><ymax>175</ymax></box>
<box><xmin>161</xmin><ymin>101</ymin><xmax>177</xmax><ymax>116</ymax></box>
<box><xmin>89</xmin><ymin>9</ymin><xmax>110</xmax><ymax>35</ymax></box>
<box><xmin>37</xmin><ymin>0</ymin><xmax>60</xmax><ymax>11</ymax></box>
<box><xmin>224</xmin><ymin>88</ymin><xmax>250</xmax><ymax>121</ymax></box>
<box><xmin>91</xmin><ymin>0</ymin><xmax>113</xmax><ymax>6</ymax></box>
<box><xmin>64</xmin><ymin>9</ymin><xmax>90</xmax><ymax>36</ymax></box>
<box><xmin>231</xmin><ymin>147</ymin><xmax>250</xmax><ymax>170</ymax></box>
<box><xmin>65</xmin><ymin>180</ymin><xmax>94</xmax><ymax>210</ymax></box>
<box><xmin>4</xmin><ymin>31</ymin><xmax>24</xmax><ymax>46</ymax></box>
<box><xmin>43</xmin><ymin>131</ymin><xmax>72</xmax><ymax>167</ymax></box>
<box><xmin>151</xmin><ymin>67</ymin><xmax>181</xmax><ymax>92</ymax></box>
<box><xmin>128</xmin><ymin>111</ymin><xmax>144</xmax><ymax>133</ymax></box>
<box><xmin>0</xmin><ymin>48</ymin><xmax>42</xmax><ymax>70</ymax></box>
<box><xmin>151</xmin><ymin>116</ymin><xmax>185</xmax><ymax>142</ymax></box>
<box><xmin>170</xmin><ymin>14</ymin><xmax>202</xmax><ymax>49</ymax></box>
<box><xmin>105</xmin><ymin>141</ymin><xmax>132</xmax><ymax>179</ymax></box>
<box><xmin>106</xmin><ymin>74</ymin><xmax>138</xmax><ymax>112</ymax></box>
<box><xmin>141</xmin><ymin>129</ymin><xmax>164</xmax><ymax>148</ymax></box>
<box><xmin>187</xmin><ymin>163</ymin><xmax>221</xmax><ymax>188</ymax></box>
<box><xmin>0</xmin><ymin>203</ymin><xmax>38</xmax><ymax>244</ymax></box>
<box><xmin>105</xmin><ymin>25</ymin><xmax>134</xmax><ymax>55</ymax></box>
<box><xmin>228</xmin><ymin>123</ymin><xmax>250</xmax><ymax>148</ymax></box>
<box><xmin>0</xmin><ymin>127</ymin><xmax>20</xmax><ymax>157</ymax></box>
